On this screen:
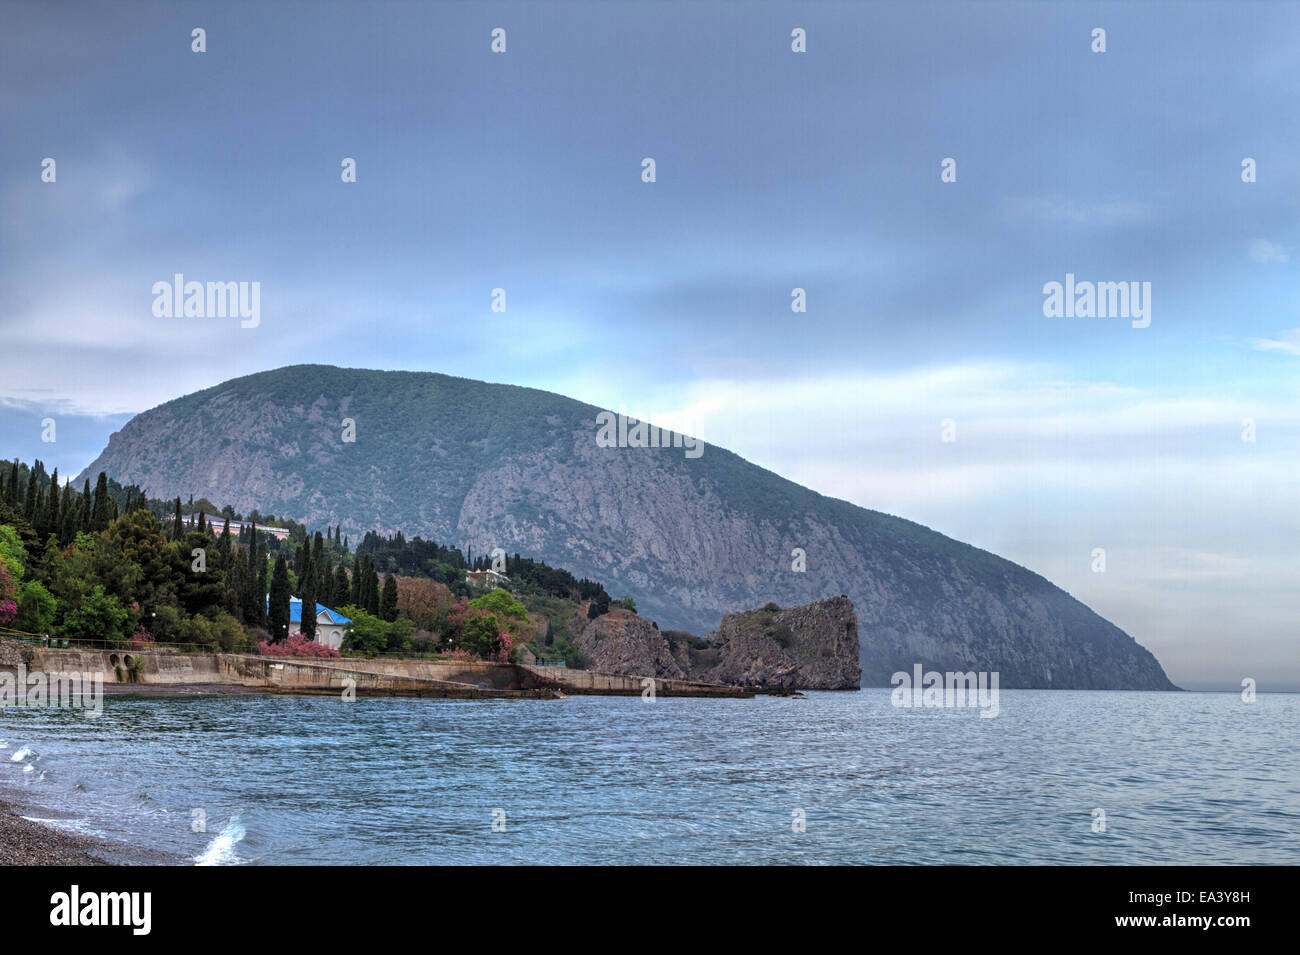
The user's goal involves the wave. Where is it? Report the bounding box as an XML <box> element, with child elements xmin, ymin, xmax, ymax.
<box><xmin>194</xmin><ymin>815</ymin><xmax>246</xmax><ymax>866</ymax></box>
<box><xmin>10</xmin><ymin>745</ymin><xmax>34</xmax><ymax>762</ymax></box>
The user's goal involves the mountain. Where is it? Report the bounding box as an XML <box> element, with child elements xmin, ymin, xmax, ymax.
<box><xmin>77</xmin><ymin>365</ymin><xmax>1176</xmax><ymax>689</ymax></box>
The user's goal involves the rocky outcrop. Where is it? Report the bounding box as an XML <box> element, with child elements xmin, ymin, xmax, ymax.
<box><xmin>691</xmin><ymin>597</ymin><xmax>861</xmax><ymax>690</ymax></box>
<box><xmin>575</xmin><ymin>609</ymin><xmax>685</xmax><ymax>679</ymax></box>
<box><xmin>574</xmin><ymin>597</ymin><xmax>862</xmax><ymax>690</ymax></box>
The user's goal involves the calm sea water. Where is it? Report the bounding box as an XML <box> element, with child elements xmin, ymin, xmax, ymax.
<box><xmin>1</xmin><ymin>690</ymin><xmax>1296</xmax><ymax>865</ymax></box>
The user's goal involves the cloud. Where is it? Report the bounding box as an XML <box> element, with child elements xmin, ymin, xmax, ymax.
<box><xmin>1003</xmin><ymin>196</ymin><xmax>1156</xmax><ymax>228</ymax></box>
<box><xmin>1249</xmin><ymin>238</ymin><xmax>1289</xmax><ymax>264</ymax></box>
<box><xmin>1250</xmin><ymin>328</ymin><xmax>1300</xmax><ymax>356</ymax></box>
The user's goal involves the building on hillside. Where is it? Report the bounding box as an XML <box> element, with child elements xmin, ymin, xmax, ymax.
<box><xmin>182</xmin><ymin>514</ymin><xmax>291</xmax><ymax>541</ymax></box>
<box><xmin>465</xmin><ymin>569</ymin><xmax>509</xmax><ymax>591</ymax></box>
<box><xmin>265</xmin><ymin>596</ymin><xmax>352</xmax><ymax>650</ymax></box>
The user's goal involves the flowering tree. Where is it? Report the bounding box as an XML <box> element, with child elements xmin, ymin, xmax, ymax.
<box><xmin>0</xmin><ymin>561</ymin><xmax>16</xmax><ymax>625</ymax></box>
<box><xmin>129</xmin><ymin>625</ymin><xmax>155</xmax><ymax>649</ymax></box>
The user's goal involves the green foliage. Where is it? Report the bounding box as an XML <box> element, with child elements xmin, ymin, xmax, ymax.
<box><xmin>379</xmin><ymin>574</ymin><xmax>398</xmax><ymax>622</ymax></box>
<box><xmin>58</xmin><ymin>585</ymin><xmax>130</xmax><ymax>646</ymax></box>
<box><xmin>339</xmin><ymin>606</ymin><xmax>389</xmax><ymax>656</ymax></box>
<box><xmin>469</xmin><ymin>587</ymin><xmax>527</xmax><ymax>621</ymax></box>
<box><xmin>175</xmin><ymin>611</ymin><xmax>248</xmax><ymax>652</ymax></box>
<box><xmin>13</xmin><ymin>580</ymin><xmax>56</xmax><ymax>634</ymax></box>
<box><xmin>615</xmin><ymin>595</ymin><xmax>636</xmax><ymax>612</ymax></box>
<box><xmin>459</xmin><ymin>611</ymin><xmax>505</xmax><ymax>659</ymax></box>
<box><xmin>0</xmin><ymin>524</ymin><xmax>27</xmax><ymax>579</ymax></box>
<box><xmin>268</xmin><ymin>555</ymin><xmax>291</xmax><ymax>641</ymax></box>
<box><xmin>586</xmin><ymin>593</ymin><xmax>610</xmax><ymax>619</ymax></box>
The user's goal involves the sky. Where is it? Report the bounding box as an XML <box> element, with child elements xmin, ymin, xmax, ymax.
<box><xmin>1</xmin><ymin>0</ymin><xmax>1298</xmax><ymax>690</ymax></box>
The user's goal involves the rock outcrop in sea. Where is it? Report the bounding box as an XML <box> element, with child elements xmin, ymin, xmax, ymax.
<box><xmin>576</xmin><ymin>596</ymin><xmax>862</xmax><ymax>690</ymax></box>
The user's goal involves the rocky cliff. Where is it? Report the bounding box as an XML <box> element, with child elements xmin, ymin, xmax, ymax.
<box><xmin>77</xmin><ymin>364</ymin><xmax>1178</xmax><ymax>690</ymax></box>
<box><xmin>575</xmin><ymin>609</ymin><xmax>685</xmax><ymax>680</ymax></box>
<box><xmin>691</xmin><ymin>597</ymin><xmax>862</xmax><ymax>690</ymax></box>
<box><xmin>575</xmin><ymin>597</ymin><xmax>861</xmax><ymax>690</ymax></box>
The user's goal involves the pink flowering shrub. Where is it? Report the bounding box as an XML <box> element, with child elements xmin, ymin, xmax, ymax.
<box><xmin>257</xmin><ymin>633</ymin><xmax>341</xmax><ymax>658</ymax></box>
<box><xmin>0</xmin><ymin>562</ymin><xmax>16</xmax><ymax>625</ymax></box>
<box><xmin>492</xmin><ymin>631</ymin><xmax>513</xmax><ymax>664</ymax></box>
<box><xmin>129</xmin><ymin>625</ymin><xmax>155</xmax><ymax>649</ymax></box>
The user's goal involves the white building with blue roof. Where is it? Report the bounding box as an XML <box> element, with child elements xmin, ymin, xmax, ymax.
<box><xmin>265</xmin><ymin>596</ymin><xmax>353</xmax><ymax>650</ymax></box>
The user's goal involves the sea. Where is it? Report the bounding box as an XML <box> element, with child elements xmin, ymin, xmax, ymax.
<box><xmin>1</xmin><ymin>689</ymin><xmax>1296</xmax><ymax>865</ymax></box>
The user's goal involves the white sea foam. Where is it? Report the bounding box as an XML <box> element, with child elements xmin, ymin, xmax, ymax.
<box><xmin>21</xmin><ymin>815</ymin><xmax>109</xmax><ymax>839</ymax></box>
<box><xmin>195</xmin><ymin>815</ymin><xmax>246</xmax><ymax>866</ymax></box>
<box><xmin>10</xmin><ymin>744</ymin><xmax>33</xmax><ymax>762</ymax></box>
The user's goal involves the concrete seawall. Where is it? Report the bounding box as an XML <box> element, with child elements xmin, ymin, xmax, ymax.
<box><xmin>522</xmin><ymin>665</ymin><xmax>752</xmax><ymax>698</ymax></box>
<box><xmin>0</xmin><ymin>638</ymin><xmax>752</xmax><ymax>699</ymax></box>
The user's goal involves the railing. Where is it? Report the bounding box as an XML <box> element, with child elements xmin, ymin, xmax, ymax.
<box><xmin>533</xmin><ymin>659</ymin><xmax>568</xmax><ymax>668</ymax></box>
<box><xmin>0</xmin><ymin>628</ymin><xmax>219</xmax><ymax>654</ymax></box>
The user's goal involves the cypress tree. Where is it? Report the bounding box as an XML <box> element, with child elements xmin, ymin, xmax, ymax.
<box><xmin>380</xmin><ymin>574</ymin><xmax>398</xmax><ymax>622</ymax></box>
<box><xmin>81</xmin><ymin>479</ymin><xmax>92</xmax><ymax>531</ymax></box>
<box><xmin>269</xmin><ymin>555</ymin><xmax>291</xmax><ymax>642</ymax></box>
<box><xmin>228</xmin><ymin>545</ymin><xmax>247</xmax><ymax>621</ymax></box>
<box><xmin>300</xmin><ymin>556</ymin><xmax>317</xmax><ymax>641</ymax></box>
<box><xmin>90</xmin><ymin>472</ymin><xmax>111</xmax><ymax>531</ymax></box>
<box><xmin>24</xmin><ymin>469</ymin><xmax>39</xmax><ymax>523</ymax></box>
<box><xmin>334</xmin><ymin>564</ymin><xmax>350</xmax><ymax>608</ymax></box>
<box><xmin>172</xmin><ymin>497</ymin><xmax>183</xmax><ymax>539</ymax></box>
<box><xmin>311</xmin><ymin>532</ymin><xmax>325</xmax><ymax>590</ymax></box>
<box><xmin>4</xmin><ymin>461</ymin><xmax>17</xmax><ymax>507</ymax></box>
<box><xmin>320</xmin><ymin>557</ymin><xmax>333</xmax><ymax>605</ymax></box>
<box><xmin>255</xmin><ymin>542</ymin><xmax>268</xmax><ymax>628</ymax></box>
<box><xmin>44</xmin><ymin>469</ymin><xmax>59</xmax><ymax>535</ymax></box>
<box><xmin>59</xmin><ymin>482</ymin><xmax>76</xmax><ymax>544</ymax></box>
<box><xmin>365</xmin><ymin>563</ymin><xmax>380</xmax><ymax>616</ymax></box>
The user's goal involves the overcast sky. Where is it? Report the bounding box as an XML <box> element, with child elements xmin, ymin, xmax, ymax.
<box><xmin>2</xmin><ymin>1</ymin><xmax>1298</xmax><ymax>690</ymax></box>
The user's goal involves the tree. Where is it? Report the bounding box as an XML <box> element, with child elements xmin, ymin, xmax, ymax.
<box><xmin>93</xmin><ymin>510</ymin><xmax>181</xmax><ymax>620</ymax></box>
<box><xmin>0</xmin><ymin>560</ymin><xmax>16</xmax><ymax>624</ymax></box>
<box><xmin>379</xmin><ymin>574</ymin><xmax>398</xmax><ymax>622</ymax></box>
<box><xmin>587</xmin><ymin>593</ymin><xmax>610</xmax><ymax>619</ymax></box>
<box><xmin>469</xmin><ymin>587</ymin><xmax>528</xmax><ymax>621</ymax></box>
<box><xmin>13</xmin><ymin>580</ymin><xmax>56</xmax><ymax>634</ymax></box>
<box><xmin>90</xmin><ymin>473</ymin><xmax>112</xmax><ymax>532</ymax></box>
<box><xmin>395</xmin><ymin>576</ymin><xmax>449</xmax><ymax>631</ymax></box>
<box><xmin>268</xmin><ymin>555</ymin><xmax>291</xmax><ymax>641</ymax></box>
<box><xmin>365</xmin><ymin>562</ymin><xmax>380</xmax><ymax>616</ymax></box>
<box><xmin>59</xmin><ymin>585</ymin><xmax>131</xmax><ymax>647</ymax></box>
<box><xmin>340</xmin><ymin>607</ymin><xmax>388</xmax><ymax>656</ymax></box>
<box><xmin>459</xmin><ymin>611</ymin><xmax>507</xmax><ymax>660</ymax></box>
<box><xmin>43</xmin><ymin>469</ymin><xmax>59</xmax><ymax>539</ymax></box>
<box><xmin>334</xmin><ymin>564</ymin><xmax>350</xmax><ymax>609</ymax></box>
<box><xmin>300</xmin><ymin>555</ymin><xmax>318</xmax><ymax>640</ymax></box>
<box><xmin>172</xmin><ymin>496</ymin><xmax>183</xmax><ymax>539</ymax></box>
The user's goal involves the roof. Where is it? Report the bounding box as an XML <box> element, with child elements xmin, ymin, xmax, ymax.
<box><xmin>264</xmin><ymin>596</ymin><xmax>352</xmax><ymax>625</ymax></box>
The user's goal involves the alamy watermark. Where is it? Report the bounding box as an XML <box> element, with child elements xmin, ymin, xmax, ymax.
<box><xmin>0</xmin><ymin>666</ymin><xmax>103</xmax><ymax>718</ymax></box>
<box><xmin>1042</xmin><ymin>273</ymin><xmax>1150</xmax><ymax>328</ymax></box>
<box><xmin>890</xmin><ymin>665</ymin><xmax>999</xmax><ymax>718</ymax></box>
<box><xmin>595</xmin><ymin>410</ymin><xmax>704</xmax><ymax>459</ymax></box>
<box><xmin>152</xmin><ymin>274</ymin><xmax>260</xmax><ymax>328</ymax></box>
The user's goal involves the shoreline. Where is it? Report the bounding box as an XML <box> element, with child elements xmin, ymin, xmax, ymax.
<box><xmin>0</xmin><ymin>789</ymin><xmax>182</xmax><ymax>866</ymax></box>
